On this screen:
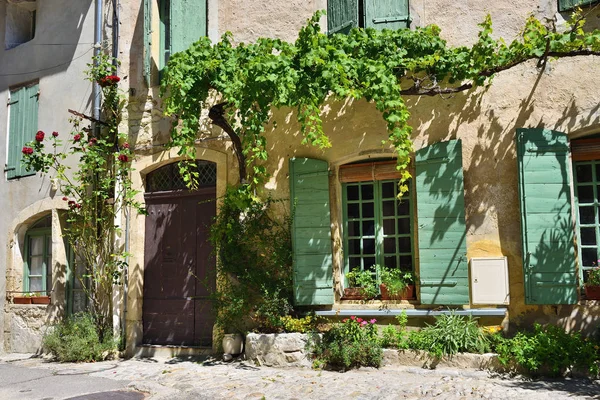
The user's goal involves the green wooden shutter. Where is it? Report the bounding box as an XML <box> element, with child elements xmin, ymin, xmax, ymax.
<box><xmin>517</xmin><ymin>128</ymin><xmax>578</xmax><ymax>304</ymax></box>
<box><xmin>290</xmin><ymin>158</ymin><xmax>334</xmax><ymax>305</ymax></box>
<box><xmin>416</xmin><ymin>139</ymin><xmax>468</xmax><ymax>305</ymax></box>
<box><xmin>364</xmin><ymin>0</ymin><xmax>410</xmax><ymax>30</ymax></box>
<box><xmin>558</xmin><ymin>0</ymin><xmax>598</xmax><ymax>12</ymax></box>
<box><xmin>170</xmin><ymin>0</ymin><xmax>207</xmax><ymax>55</ymax></box>
<box><xmin>143</xmin><ymin>0</ymin><xmax>151</xmax><ymax>86</ymax></box>
<box><xmin>327</xmin><ymin>0</ymin><xmax>358</xmax><ymax>34</ymax></box>
<box><xmin>7</xmin><ymin>84</ymin><xmax>37</xmax><ymax>180</ymax></box>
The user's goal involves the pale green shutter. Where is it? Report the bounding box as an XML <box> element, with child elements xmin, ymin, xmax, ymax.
<box><xmin>7</xmin><ymin>84</ymin><xmax>37</xmax><ymax>180</ymax></box>
<box><xmin>364</xmin><ymin>0</ymin><xmax>410</xmax><ymax>30</ymax></box>
<box><xmin>170</xmin><ymin>0</ymin><xmax>207</xmax><ymax>55</ymax></box>
<box><xmin>416</xmin><ymin>140</ymin><xmax>468</xmax><ymax>305</ymax></box>
<box><xmin>327</xmin><ymin>0</ymin><xmax>359</xmax><ymax>34</ymax></box>
<box><xmin>517</xmin><ymin>128</ymin><xmax>578</xmax><ymax>304</ymax></box>
<box><xmin>558</xmin><ymin>0</ymin><xmax>597</xmax><ymax>12</ymax></box>
<box><xmin>290</xmin><ymin>158</ymin><xmax>334</xmax><ymax>305</ymax></box>
<box><xmin>143</xmin><ymin>0</ymin><xmax>152</xmax><ymax>86</ymax></box>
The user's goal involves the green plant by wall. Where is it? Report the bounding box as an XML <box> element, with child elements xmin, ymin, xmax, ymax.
<box><xmin>161</xmin><ymin>10</ymin><xmax>600</xmax><ymax>188</ymax></box>
<box><xmin>379</xmin><ymin>311</ymin><xmax>410</xmax><ymax>349</ymax></box>
<box><xmin>379</xmin><ymin>266</ymin><xmax>413</xmax><ymax>297</ymax></box>
<box><xmin>345</xmin><ymin>268</ymin><xmax>379</xmax><ymax>299</ymax></box>
<box><xmin>209</xmin><ymin>185</ymin><xmax>293</xmax><ymax>333</ymax></box>
<box><xmin>22</xmin><ymin>53</ymin><xmax>143</xmax><ymax>340</ymax></box>
<box><xmin>43</xmin><ymin>313</ymin><xmax>116</xmax><ymax>362</ymax></box>
<box><xmin>310</xmin><ymin>316</ymin><xmax>382</xmax><ymax>370</ymax></box>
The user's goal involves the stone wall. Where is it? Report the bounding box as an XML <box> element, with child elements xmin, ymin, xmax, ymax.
<box><xmin>3</xmin><ymin>305</ymin><xmax>49</xmax><ymax>353</ymax></box>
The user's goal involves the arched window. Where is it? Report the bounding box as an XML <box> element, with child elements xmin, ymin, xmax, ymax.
<box><xmin>146</xmin><ymin>160</ymin><xmax>216</xmax><ymax>192</ymax></box>
<box><xmin>24</xmin><ymin>214</ymin><xmax>52</xmax><ymax>295</ymax></box>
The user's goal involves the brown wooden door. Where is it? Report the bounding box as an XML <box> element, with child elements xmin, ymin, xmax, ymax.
<box><xmin>143</xmin><ymin>188</ymin><xmax>216</xmax><ymax>346</ymax></box>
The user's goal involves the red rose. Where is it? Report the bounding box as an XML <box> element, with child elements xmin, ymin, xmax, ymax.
<box><xmin>52</xmin><ymin>131</ymin><xmax>59</xmax><ymax>137</ymax></box>
<box><xmin>22</xmin><ymin>146</ymin><xmax>33</xmax><ymax>155</ymax></box>
<box><xmin>118</xmin><ymin>154</ymin><xmax>128</xmax><ymax>162</ymax></box>
<box><xmin>35</xmin><ymin>131</ymin><xmax>45</xmax><ymax>142</ymax></box>
<box><xmin>122</xmin><ymin>142</ymin><xmax>130</xmax><ymax>149</ymax></box>
<box><xmin>62</xmin><ymin>197</ymin><xmax>68</xmax><ymax>201</ymax></box>
<box><xmin>76</xmin><ymin>203</ymin><xmax>82</xmax><ymax>209</ymax></box>
<box><xmin>73</xmin><ymin>134</ymin><xmax>82</xmax><ymax>142</ymax></box>
<box><xmin>107</xmin><ymin>75</ymin><xmax>120</xmax><ymax>83</ymax></box>
<box><xmin>68</xmin><ymin>200</ymin><xmax>75</xmax><ymax>207</ymax></box>
<box><xmin>89</xmin><ymin>137</ymin><xmax>98</xmax><ymax>146</ymax></box>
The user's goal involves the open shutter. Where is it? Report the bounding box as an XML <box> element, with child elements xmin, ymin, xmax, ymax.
<box><xmin>327</xmin><ymin>0</ymin><xmax>358</xmax><ymax>34</ymax></box>
<box><xmin>290</xmin><ymin>158</ymin><xmax>334</xmax><ymax>305</ymax></box>
<box><xmin>143</xmin><ymin>0</ymin><xmax>151</xmax><ymax>86</ymax></box>
<box><xmin>558</xmin><ymin>0</ymin><xmax>597</xmax><ymax>12</ymax></box>
<box><xmin>517</xmin><ymin>128</ymin><xmax>578</xmax><ymax>304</ymax></box>
<box><xmin>170</xmin><ymin>0</ymin><xmax>207</xmax><ymax>55</ymax></box>
<box><xmin>416</xmin><ymin>139</ymin><xmax>468</xmax><ymax>305</ymax></box>
<box><xmin>364</xmin><ymin>0</ymin><xmax>410</xmax><ymax>30</ymax></box>
<box><xmin>6</xmin><ymin>88</ymin><xmax>23</xmax><ymax>180</ymax></box>
<box><xmin>22</xmin><ymin>84</ymin><xmax>38</xmax><ymax>178</ymax></box>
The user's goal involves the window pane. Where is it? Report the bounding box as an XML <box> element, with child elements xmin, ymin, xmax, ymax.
<box><xmin>578</xmin><ymin>186</ymin><xmax>594</xmax><ymax>204</ymax></box>
<box><xmin>362</xmin><ymin>220</ymin><xmax>375</xmax><ymax>236</ymax></box>
<box><xmin>582</xmin><ymin>248</ymin><xmax>597</xmax><ymax>267</ymax></box>
<box><xmin>397</xmin><ymin>218</ymin><xmax>410</xmax><ymax>234</ymax></box>
<box><xmin>595</xmin><ymin>163</ymin><xmax>600</xmax><ymax>182</ymax></box>
<box><xmin>361</xmin><ymin>184</ymin><xmax>374</xmax><ymax>200</ymax></box>
<box><xmin>397</xmin><ymin>200</ymin><xmax>410</xmax><ymax>216</ymax></box>
<box><xmin>576</xmin><ymin>164</ymin><xmax>593</xmax><ymax>183</ymax></box>
<box><xmin>29</xmin><ymin>277</ymin><xmax>42</xmax><ymax>292</ymax></box>
<box><xmin>347</xmin><ymin>185</ymin><xmax>359</xmax><ymax>201</ymax></box>
<box><xmin>30</xmin><ymin>236</ymin><xmax>43</xmax><ymax>256</ymax></box>
<box><xmin>30</xmin><ymin>256</ymin><xmax>43</xmax><ymax>276</ymax></box>
<box><xmin>384</xmin><ymin>256</ymin><xmax>397</xmax><ymax>269</ymax></box>
<box><xmin>384</xmin><ymin>237</ymin><xmax>396</xmax><ymax>253</ymax></box>
<box><xmin>363</xmin><ymin>238</ymin><xmax>375</xmax><ymax>254</ymax></box>
<box><xmin>347</xmin><ymin>203</ymin><xmax>360</xmax><ymax>219</ymax></box>
<box><xmin>398</xmin><ymin>237</ymin><xmax>411</xmax><ymax>253</ymax></box>
<box><xmin>399</xmin><ymin>255</ymin><xmax>413</xmax><ymax>268</ymax></box>
<box><xmin>362</xmin><ymin>202</ymin><xmax>374</xmax><ymax>218</ymax></box>
<box><xmin>382</xmin><ymin>182</ymin><xmax>395</xmax><ymax>198</ymax></box>
<box><xmin>382</xmin><ymin>200</ymin><xmax>395</xmax><ymax>217</ymax></box>
<box><xmin>580</xmin><ymin>206</ymin><xmax>595</xmax><ymax>224</ymax></box>
<box><xmin>46</xmin><ymin>235</ymin><xmax>52</xmax><ymax>256</ymax></box>
<box><xmin>349</xmin><ymin>257</ymin><xmax>361</xmax><ymax>269</ymax></box>
<box><xmin>383</xmin><ymin>219</ymin><xmax>395</xmax><ymax>235</ymax></box>
<box><xmin>347</xmin><ymin>221</ymin><xmax>360</xmax><ymax>237</ymax></box>
<box><xmin>581</xmin><ymin>227</ymin><xmax>597</xmax><ymax>245</ymax></box>
<box><xmin>364</xmin><ymin>257</ymin><xmax>376</xmax><ymax>269</ymax></box>
<box><xmin>349</xmin><ymin>239</ymin><xmax>361</xmax><ymax>255</ymax></box>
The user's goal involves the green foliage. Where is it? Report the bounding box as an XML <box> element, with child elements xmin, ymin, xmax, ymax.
<box><xmin>280</xmin><ymin>314</ymin><xmax>318</xmax><ymax>333</ymax></box>
<box><xmin>21</xmin><ymin>53</ymin><xmax>143</xmax><ymax>338</ymax></box>
<box><xmin>345</xmin><ymin>268</ymin><xmax>378</xmax><ymax>299</ymax></box>
<box><xmin>310</xmin><ymin>316</ymin><xmax>382</xmax><ymax>370</ymax></box>
<box><xmin>209</xmin><ymin>185</ymin><xmax>293</xmax><ymax>332</ymax></box>
<box><xmin>161</xmin><ymin>10</ymin><xmax>600</xmax><ymax>187</ymax></box>
<box><xmin>587</xmin><ymin>266</ymin><xmax>600</xmax><ymax>286</ymax></box>
<box><xmin>493</xmin><ymin>324</ymin><xmax>600</xmax><ymax>377</ymax></box>
<box><xmin>43</xmin><ymin>313</ymin><xmax>116</xmax><ymax>362</ymax></box>
<box><xmin>379</xmin><ymin>265</ymin><xmax>413</xmax><ymax>297</ymax></box>
<box><xmin>408</xmin><ymin>313</ymin><xmax>490</xmax><ymax>358</ymax></box>
<box><xmin>379</xmin><ymin>311</ymin><xmax>410</xmax><ymax>349</ymax></box>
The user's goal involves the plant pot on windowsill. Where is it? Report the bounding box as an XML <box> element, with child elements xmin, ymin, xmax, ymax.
<box><xmin>12</xmin><ymin>297</ymin><xmax>32</xmax><ymax>304</ymax></box>
<box><xmin>31</xmin><ymin>296</ymin><xmax>51</xmax><ymax>305</ymax></box>
<box><xmin>342</xmin><ymin>287</ymin><xmax>366</xmax><ymax>300</ymax></box>
<box><xmin>584</xmin><ymin>285</ymin><xmax>600</xmax><ymax>300</ymax></box>
<box><xmin>380</xmin><ymin>284</ymin><xmax>415</xmax><ymax>300</ymax></box>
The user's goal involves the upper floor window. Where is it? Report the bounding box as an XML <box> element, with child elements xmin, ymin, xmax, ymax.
<box><xmin>5</xmin><ymin>0</ymin><xmax>37</xmax><ymax>49</ymax></box>
<box><xmin>5</xmin><ymin>82</ymin><xmax>39</xmax><ymax>180</ymax></box>
<box><xmin>24</xmin><ymin>215</ymin><xmax>52</xmax><ymax>295</ymax></box>
<box><xmin>558</xmin><ymin>0</ymin><xmax>599</xmax><ymax>12</ymax></box>
<box><xmin>327</xmin><ymin>0</ymin><xmax>410</xmax><ymax>35</ymax></box>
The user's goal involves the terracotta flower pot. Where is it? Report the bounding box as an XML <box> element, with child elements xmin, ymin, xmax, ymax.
<box><xmin>31</xmin><ymin>296</ymin><xmax>51</xmax><ymax>305</ymax></box>
<box><xmin>13</xmin><ymin>297</ymin><xmax>32</xmax><ymax>304</ymax></box>
<box><xmin>584</xmin><ymin>285</ymin><xmax>600</xmax><ymax>300</ymax></box>
<box><xmin>343</xmin><ymin>287</ymin><xmax>365</xmax><ymax>300</ymax></box>
<box><xmin>380</xmin><ymin>284</ymin><xmax>415</xmax><ymax>300</ymax></box>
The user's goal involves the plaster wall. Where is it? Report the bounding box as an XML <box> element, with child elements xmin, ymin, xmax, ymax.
<box><xmin>0</xmin><ymin>0</ymin><xmax>96</xmax><ymax>353</ymax></box>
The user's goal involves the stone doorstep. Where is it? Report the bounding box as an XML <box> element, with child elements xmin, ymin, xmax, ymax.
<box><xmin>133</xmin><ymin>345</ymin><xmax>212</xmax><ymax>359</ymax></box>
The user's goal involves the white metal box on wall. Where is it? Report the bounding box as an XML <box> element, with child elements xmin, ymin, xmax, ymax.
<box><xmin>470</xmin><ymin>257</ymin><xmax>510</xmax><ymax>305</ymax></box>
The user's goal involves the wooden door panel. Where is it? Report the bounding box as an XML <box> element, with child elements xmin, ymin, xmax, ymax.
<box><xmin>143</xmin><ymin>299</ymin><xmax>195</xmax><ymax>345</ymax></box>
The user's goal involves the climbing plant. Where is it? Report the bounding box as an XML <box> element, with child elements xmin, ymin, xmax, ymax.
<box><xmin>161</xmin><ymin>9</ymin><xmax>600</xmax><ymax>187</ymax></box>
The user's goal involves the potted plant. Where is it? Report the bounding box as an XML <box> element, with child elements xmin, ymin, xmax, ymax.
<box><xmin>344</xmin><ymin>269</ymin><xmax>378</xmax><ymax>300</ymax></box>
<box><xmin>379</xmin><ymin>266</ymin><xmax>415</xmax><ymax>300</ymax></box>
<box><xmin>31</xmin><ymin>293</ymin><xmax>51</xmax><ymax>304</ymax></box>
<box><xmin>12</xmin><ymin>294</ymin><xmax>32</xmax><ymax>304</ymax></box>
<box><xmin>584</xmin><ymin>266</ymin><xmax>600</xmax><ymax>300</ymax></box>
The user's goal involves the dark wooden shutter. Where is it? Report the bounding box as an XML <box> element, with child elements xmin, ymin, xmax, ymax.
<box><xmin>170</xmin><ymin>0</ymin><xmax>207</xmax><ymax>55</ymax></box>
<box><xmin>290</xmin><ymin>158</ymin><xmax>334</xmax><ymax>305</ymax></box>
<box><xmin>327</xmin><ymin>0</ymin><xmax>359</xmax><ymax>34</ymax></box>
<box><xmin>558</xmin><ymin>0</ymin><xmax>598</xmax><ymax>12</ymax></box>
<box><xmin>143</xmin><ymin>0</ymin><xmax>152</xmax><ymax>86</ymax></box>
<box><xmin>416</xmin><ymin>139</ymin><xmax>469</xmax><ymax>305</ymax></box>
<box><xmin>517</xmin><ymin>128</ymin><xmax>578</xmax><ymax>304</ymax></box>
<box><xmin>364</xmin><ymin>0</ymin><xmax>410</xmax><ymax>30</ymax></box>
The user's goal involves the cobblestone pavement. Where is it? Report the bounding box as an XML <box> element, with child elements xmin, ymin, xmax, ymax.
<box><xmin>1</xmin><ymin>354</ymin><xmax>599</xmax><ymax>400</ymax></box>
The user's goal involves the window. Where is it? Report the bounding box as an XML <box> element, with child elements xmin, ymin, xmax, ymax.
<box><xmin>6</xmin><ymin>82</ymin><xmax>39</xmax><ymax>180</ymax></box>
<box><xmin>5</xmin><ymin>1</ymin><xmax>36</xmax><ymax>49</ymax></box>
<box><xmin>343</xmin><ymin>179</ymin><xmax>413</xmax><ymax>277</ymax></box>
<box><xmin>558</xmin><ymin>0</ymin><xmax>599</xmax><ymax>12</ymax></box>
<box><xmin>327</xmin><ymin>0</ymin><xmax>410</xmax><ymax>35</ymax></box>
<box><xmin>24</xmin><ymin>215</ymin><xmax>52</xmax><ymax>295</ymax></box>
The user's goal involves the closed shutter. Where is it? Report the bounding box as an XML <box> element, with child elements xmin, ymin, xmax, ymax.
<box><xmin>364</xmin><ymin>0</ymin><xmax>410</xmax><ymax>30</ymax></box>
<box><xmin>290</xmin><ymin>158</ymin><xmax>334</xmax><ymax>305</ymax></box>
<box><xmin>170</xmin><ymin>0</ymin><xmax>207</xmax><ymax>55</ymax></box>
<box><xmin>143</xmin><ymin>0</ymin><xmax>151</xmax><ymax>86</ymax></box>
<box><xmin>517</xmin><ymin>128</ymin><xmax>578</xmax><ymax>304</ymax></box>
<box><xmin>416</xmin><ymin>139</ymin><xmax>469</xmax><ymax>305</ymax></box>
<box><xmin>558</xmin><ymin>0</ymin><xmax>598</xmax><ymax>12</ymax></box>
<box><xmin>327</xmin><ymin>0</ymin><xmax>359</xmax><ymax>34</ymax></box>
<box><xmin>7</xmin><ymin>84</ymin><xmax>37</xmax><ymax>180</ymax></box>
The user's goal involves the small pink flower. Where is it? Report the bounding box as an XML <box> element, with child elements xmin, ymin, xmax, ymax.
<box><xmin>342</xmin><ymin>319</ymin><xmax>348</xmax><ymax>323</ymax></box>
<box><xmin>350</xmin><ymin>316</ymin><xmax>356</xmax><ymax>320</ymax></box>
<box><xmin>122</xmin><ymin>142</ymin><xmax>130</xmax><ymax>149</ymax></box>
<box><xmin>73</xmin><ymin>134</ymin><xmax>82</xmax><ymax>142</ymax></box>
<box><xmin>52</xmin><ymin>131</ymin><xmax>59</xmax><ymax>137</ymax></box>
<box><xmin>356</xmin><ymin>318</ymin><xmax>363</xmax><ymax>323</ymax></box>
<box><xmin>360</xmin><ymin>321</ymin><xmax>367</xmax><ymax>327</ymax></box>
<box><xmin>370</xmin><ymin>319</ymin><xmax>377</xmax><ymax>324</ymax></box>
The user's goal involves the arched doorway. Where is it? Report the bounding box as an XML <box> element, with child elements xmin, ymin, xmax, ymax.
<box><xmin>142</xmin><ymin>161</ymin><xmax>216</xmax><ymax>346</ymax></box>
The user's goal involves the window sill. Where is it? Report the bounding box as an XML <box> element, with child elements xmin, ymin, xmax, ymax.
<box><xmin>316</xmin><ymin>308</ymin><xmax>508</xmax><ymax>317</ymax></box>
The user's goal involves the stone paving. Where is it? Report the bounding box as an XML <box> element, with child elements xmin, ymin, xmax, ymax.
<box><xmin>1</xmin><ymin>353</ymin><xmax>599</xmax><ymax>399</ymax></box>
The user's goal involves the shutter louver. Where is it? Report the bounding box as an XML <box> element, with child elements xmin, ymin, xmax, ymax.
<box><xmin>327</xmin><ymin>0</ymin><xmax>359</xmax><ymax>34</ymax></box>
<box><xmin>170</xmin><ymin>0</ymin><xmax>207</xmax><ymax>55</ymax></box>
<box><xmin>364</xmin><ymin>0</ymin><xmax>410</xmax><ymax>30</ymax></box>
<box><xmin>143</xmin><ymin>0</ymin><xmax>152</xmax><ymax>86</ymax></box>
